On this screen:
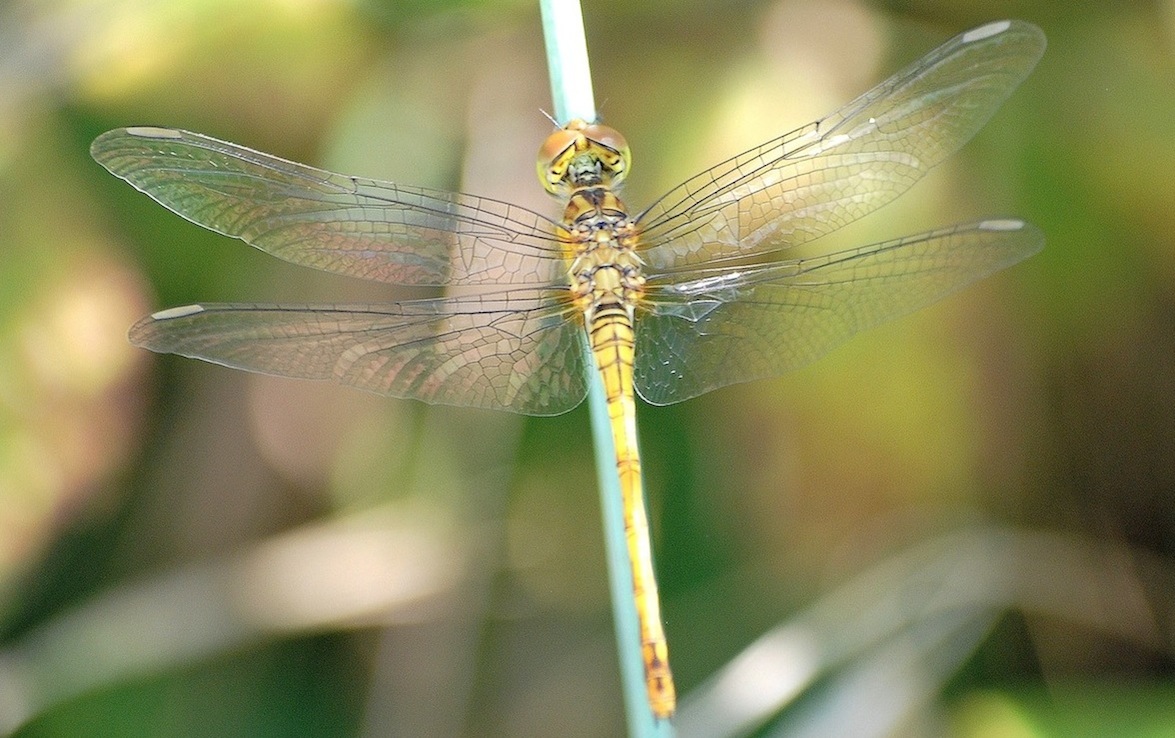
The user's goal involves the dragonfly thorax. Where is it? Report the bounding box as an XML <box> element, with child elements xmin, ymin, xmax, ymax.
<box><xmin>564</xmin><ymin>188</ymin><xmax>645</xmax><ymax>316</ymax></box>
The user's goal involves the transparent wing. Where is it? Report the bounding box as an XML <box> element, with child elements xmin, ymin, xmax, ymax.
<box><xmin>636</xmin><ymin>20</ymin><xmax>1046</xmax><ymax>271</ymax></box>
<box><xmin>92</xmin><ymin>127</ymin><xmax>569</xmax><ymax>287</ymax></box>
<box><xmin>633</xmin><ymin>220</ymin><xmax>1043</xmax><ymax>405</ymax></box>
<box><xmin>130</xmin><ymin>289</ymin><xmax>588</xmax><ymax>416</ymax></box>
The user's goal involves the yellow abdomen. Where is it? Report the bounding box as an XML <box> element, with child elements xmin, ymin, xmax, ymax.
<box><xmin>588</xmin><ymin>304</ymin><xmax>675</xmax><ymax>718</ymax></box>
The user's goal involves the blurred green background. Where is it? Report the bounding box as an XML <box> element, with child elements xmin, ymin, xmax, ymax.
<box><xmin>2</xmin><ymin>0</ymin><xmax>1174</xmax><ymax>735</ymax></box>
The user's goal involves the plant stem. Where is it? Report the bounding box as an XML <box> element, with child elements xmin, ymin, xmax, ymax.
<box><xmin>539</xmin><ymin>2</ymin><xmax>673</xmax><ymax>735</ymax></box>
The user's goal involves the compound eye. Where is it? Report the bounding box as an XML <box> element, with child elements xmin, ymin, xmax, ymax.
<box><xmin>537</xmin><ymin>127</ymin><xmax>580</xmax><ymax>169</ymax></box>
<box><xmin>581</xmin><ymin>124</ymin><xmax>628</xmax><ymax>156</ymax></box>
<box><xmin>581</xmin><ymin>123</ymin><xmax>631</xmax><ymax>180</ymax></box>
<box><xmin>537</xmin><ymin>123</ymin><xmax>589</xmax><ymax>194</ymax></box>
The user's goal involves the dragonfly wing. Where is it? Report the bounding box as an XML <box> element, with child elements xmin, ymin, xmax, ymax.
<box><xmin>92</xmin><ymin>127</ymin><xmax>567</xmax><ymax>287</ymax></box>
<box><xmin>131</xmin><ymin>290</ymin><xmax>588</xmax><ymax>416</ymax></box>
<box><xmin>633</xmin><ymin>220</ymin><xmax>1043</xmax><ymax>405</ymax></box>
<box><xmin>637</xmin><ymin>20</ymin><xmax>1045</xmax><ymax>270</ymax></box>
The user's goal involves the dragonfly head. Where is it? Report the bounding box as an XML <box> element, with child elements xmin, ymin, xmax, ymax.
<box><xmin>537</xmin><ymin>119</ymin><xmax>631</xmax><ymax>196</ymax></box>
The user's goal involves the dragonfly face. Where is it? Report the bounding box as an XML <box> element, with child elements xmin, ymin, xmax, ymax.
<box><xmin>537</xmin><ymin>119</ymin><xmax>631</xmax><ymax>196</ymax></box>
<box><xmin>93</xmin><ymin>18</ymin><xmax>1047</xmax><ymax>721</ymax></box>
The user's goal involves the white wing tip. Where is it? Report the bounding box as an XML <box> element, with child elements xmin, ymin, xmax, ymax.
<box><xmin>978</xmin><ymin>218</ymin><xmax>1026</xmax><ymax>232</ymax></box>
<box><xmin>151</xmin><ymin>304</ymin><xmax>205</xmax><ymax>320</ymax></box>
<box><xmin>962</xmin><ymin>20</ymin><xmax>1012</xmax><ymax>43</ymax></box>
<box><xmin>123</xmin><ymin>126</ymin><xmax>184</xmax><ymax>139</ymax></box>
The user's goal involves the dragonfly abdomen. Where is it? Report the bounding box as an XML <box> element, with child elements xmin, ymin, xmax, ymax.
<box><xmin>587</xmin><ymin>304</ymin><xmax>676</xmax><ymax>718</ymax></box>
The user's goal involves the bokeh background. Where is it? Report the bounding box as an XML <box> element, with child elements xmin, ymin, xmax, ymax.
<box><xmin>1</xmin><ymin>0</ymin><xmax>1174</xmax><ymax>735</ymax></box>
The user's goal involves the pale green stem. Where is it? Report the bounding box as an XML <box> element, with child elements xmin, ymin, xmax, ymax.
<box><xmin>539</xmin><ymin>1</ymin><xmax>673</xmax><ymax>735</ymax></box>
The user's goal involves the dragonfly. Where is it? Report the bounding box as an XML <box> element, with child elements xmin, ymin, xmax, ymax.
<box><xmin>93</xmin><ymin>19</ymin><xmax>1045</xmax><ymax>720</ymax></box>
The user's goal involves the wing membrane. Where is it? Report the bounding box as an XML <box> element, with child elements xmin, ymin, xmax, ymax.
<box><xmin>634</xmin><ymin>220</ymin><xmax>1043</xmax><ymax>405</ymax></box>
<box><xmin>92</xmin><ymin>127</ymin><xmax>569</xmax><ymax>287</ymax></box>
<box><xmin>636</xmin><ymin>20</ymin><xmax>1046</xmax><ymax>271</ymax></box>
<box><xmin>105</xmin><ymin>21</ymin><xmax>1045</xmax><ymax>414</ymax></box>
<box><xmin>130</xmin><ymin>290</ymin><xmax>588</xmax><ymax>415</ymax></box>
